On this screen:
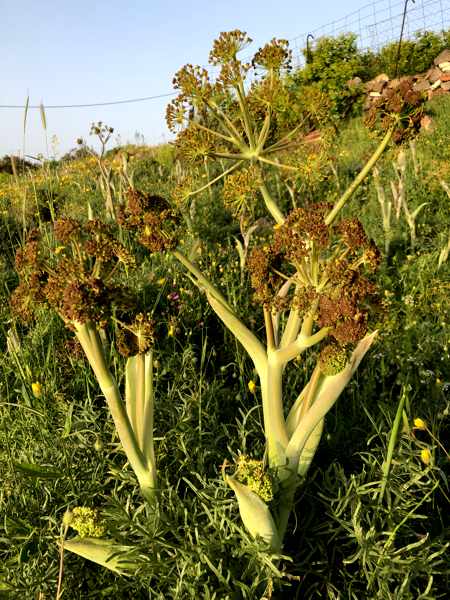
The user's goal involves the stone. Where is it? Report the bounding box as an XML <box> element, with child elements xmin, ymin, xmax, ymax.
<box><xmin>387</xmin><ymin>78</ymin><xmax>401</xmax><ymax>89</ymax></box>
<box><xmin>374</xmin><ymin>73</ymin><xmax>390</xmax><ymax>82</ymax></box>
<box><xmin>427</xmin><ymin>67</ymin><xmax>444</xmax><ymax>83</ymax></box>
<box><xmin>429</xmin><ymin>88</ymin><xmax>447</xmax><ymax>99</ymax></box>
<box><xmin>434</xmin><ymin>49</ymin><xmax>450</xmax><ymax>65</ymax></box>
<box><xmin>347</xmin><ymin>76</ymin><xmax>362</xmax><ymax>88</ymax></box>
<box><xmin>369</xmin><ymin>91</ymin><xmax>382</xmax><ymax>97</ymax></box>
<box><xmin>413</xmin><ymin>78</ymin><xmax>431</xmax><ymax>92</ymax></box>
<box><xmin>440</xmin><ymin>61</ymin><xmax>450</xmax><ymax>72</ymax></box>
<box><xmin>420</xmin><ymin>115</ymin><xmax>433</xmax><ymax>131</ymax></box>
<box><xmin>430</xmin><ymin>80</ymin><xmax>442</xmax><ymax>90</ymax></box>
<box><xmin>374</xmin><ymin>80</ymin><xmax>389</xmax><ymax>93</ymax></box>
<box><xmin>441</xmin><ymin>81</ymin><xmax>450</xmax><ymax>91</ymax></box>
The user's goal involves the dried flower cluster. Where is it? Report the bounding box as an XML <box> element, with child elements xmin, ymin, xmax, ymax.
<box><xmin>11</xmin><ymin>219</ymin><xmax>136</xmax><ymax>331</ymax></box>
<box><xmin>247</xmin><ymin>206</ymin><xmax>381</xmax><ymax>346</ymax></box>
<box><xmin>116</xmin><ymin>313</ymin><xmax>155</xmax><ymax>358</ymax></box>
<box><xmin>364</xmin><ymin>77</ymin><xmax>425</xmax><ymax>143</ymax></box>
<box><xmin>117</xmin><ymin>189</ymin><xmax>180</xmax><ymax>253</ymax></box>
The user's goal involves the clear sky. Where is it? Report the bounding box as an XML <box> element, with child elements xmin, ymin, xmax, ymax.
<box><xmin>1</xmin><ymin>0</ymin><xmax>373</xmax><ymax>158</ymax></box>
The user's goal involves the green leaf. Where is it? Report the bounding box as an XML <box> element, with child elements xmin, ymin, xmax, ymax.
<box><xmin>411</xmin><ymin>202</ymin><xmax>428</xmax><ymax>220</ymax></box>
<box><xmin>62</xmin><ymin>403</ymin><xmax>74</xmax><ymax>438</ymax></box>
<box><xmin>63</xmin><ymin>537</ymin><xmax>139</xmax><ymax>575</ymax></box>
<box><xmin>13</xmin><ymin>462</ymin><xmax>62</xmax><ymax>479</ymax></box>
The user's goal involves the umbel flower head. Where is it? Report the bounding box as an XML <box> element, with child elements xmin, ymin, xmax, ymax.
<box><xmin>116</xmin><ymin>313</ymin><xmax>155</xmax><ymax>357</ymax></box>
<box><xmin>165</xmin><ymin>31</ymin><xmax>308</xmax><ymax>218</ymax></box>
<box><xmin>364</xmin><ymin>77</ymin><xmax>426</xmax><ymax>143</ymax></box>
<box><xmin>247</xmin><ymin>205</ymin><xmax>381</xmax><ymax>346</ymax></box>
<box><xmin>117</xmin><ymin>189</ymin><xmax>180</xmax><ymax>253</ymax></box>
<box><xmin>11</xmin><ymin>219</ymin><xmax>135</xmax><ymax>329</ymax></box>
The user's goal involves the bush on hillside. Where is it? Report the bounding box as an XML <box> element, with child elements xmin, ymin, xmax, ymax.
<box><xmin>291</xmin><ymin>34</ymin><xmax>364</xmax><ymax>121</ymax></box>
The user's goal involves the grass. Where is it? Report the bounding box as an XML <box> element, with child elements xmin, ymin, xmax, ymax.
<box><xmin>0</xmin><ymin>93</ymin><xmax>449</xmax><ymax>598</ymax></box>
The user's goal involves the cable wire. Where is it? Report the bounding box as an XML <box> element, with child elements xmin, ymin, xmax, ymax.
<box><xmin>0</xmin><ymin>91</ymin><xmax>176</xmax><ymax>110</ymax></box>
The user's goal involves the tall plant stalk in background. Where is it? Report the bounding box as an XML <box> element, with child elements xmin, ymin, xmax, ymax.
<box><xmin>77</xmin><ymin>122</ymin><xmax>118</xmax><ymax>220</ymax></box>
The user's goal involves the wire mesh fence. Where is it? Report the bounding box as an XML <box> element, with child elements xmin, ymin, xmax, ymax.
<box><xmin>289</xmin><ymin>0</ymin><xmax>450</xmax><ymax>67</ymax></box>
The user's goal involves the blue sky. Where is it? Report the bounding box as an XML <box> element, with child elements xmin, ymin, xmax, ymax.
<box><xmin>1</xmin><ymin>0</ymin><xmax>372</xmax><ymax>157</ymax></box>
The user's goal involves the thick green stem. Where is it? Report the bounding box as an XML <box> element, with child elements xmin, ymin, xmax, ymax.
<box><xmin>125</xmin><ymin>356</ymin><xmax>138</xmax><ymax>433</ymax></box>
<box><xmin>206</xmin><ymin>98</ymin><xmax>245</xmax><ymax>146</ymax></box>
<box><xmin>325</xmin><ymin>126</ymin><xmax>394</xmax><ymax>226</ymax></box>
<box><xmin>261</xmin><ymin>354</ymin><xmax>289</xmax><ymax>468</ymax></box>
<box><xmin>276</xmin><ymin>484</ymin><xmax>297</xmax><ymax>545</ymax></box>
<box><xmin>256</xmin><ymin>109</ymin><xmax>272</xmax><ymax>152</ymax></box>
<box><xmin>135</xmin><ymin>353</ymin><xmax>146</xmax><ymax>450</ymax></box>
<box><xmin>264</xmin><ymin>306</ymin><xmax>275</xmax><ymax>351</ymax></box>
<box><xmin>275</xmin><ymin>326</ymin><xmax>329</xmax><ymax>365</ymax></box>
<box><xmin>236</xmin><ymin>81</ymin><xmax>256</xmax><ymax>147</ymax></box>
<box><xmin>259</xmin><ymin>181</ymin><xmax>285</xmax><ymax>224</ymax></box>
<box><xmin>142</xmin><ymin>351</ymin><xmax>155</xmax><ymax>466</ymax></box>
<box><xmin>258</xmin><ymin>156</ymin><xmax>298</xmax><ymax>171</ymax></box>
<box><xmin>172</xmin><ymin>249</ymin><xmax>233</xmax><ymax>312</ymax></box>
<box><xmin>75</xmin><ymin>322</ymin><xmax>157</xmax><ymax>500</ymax></box>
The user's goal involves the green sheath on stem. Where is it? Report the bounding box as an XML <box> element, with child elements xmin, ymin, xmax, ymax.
<box><xmin>74</xmin><ymin>322</ymin><xmax>157</xmax><ymax>501</ymax></box>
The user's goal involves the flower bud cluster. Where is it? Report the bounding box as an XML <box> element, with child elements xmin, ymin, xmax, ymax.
<box><xmin>66</xmin><ymin>507</ymin><xmax>106</xmax><ymax>538</ymax></box>
<box><xmin>319</xmin><ymin>342</ymin><xmax>348</xmax><ymax>376</ymax></box>
<box><xmin>252</xmin><ymin>38</ymin><xmax>292</xmax><ymax>72</ymax></box>
<box><xmin>175</xmin><ymin>125</ymin><xmax>216</xmax><ymax>164</ymax></box>
<box><xmin>235</xmin><ymin>455</ymin><xmax>273</xmax><ymax>502</ymax></box>
<box><xmin>209</xmin><ymin>30</ymin><xmax>252</xmax><ymax>65</ymax></box>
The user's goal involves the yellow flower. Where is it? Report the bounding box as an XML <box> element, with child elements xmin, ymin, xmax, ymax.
<box><xmin>420</xmin><ymin>448</ymin><xmax>432</xmax><ymax>466</ymax></box>
<box><xmin>31</xmin><ymin>382</ymin><xmax>42</xmax><ymax>398</ymax></box>
<box><xmin>413</xmin><ymin>418</ymin><xmax>427</xmax><ymax>431</ymax></box>
<box><xmin>54</xmin><ymin>246</ymin><xmax>65</xmax><ymax>255</ymax></box>
<box><xmin>248</xmin><ymin>380</ymin><xmax>256</xmax><ymax>394</ymax></box>
<box><xmin>168</xmin><ymin>325</ymin><xmax>175</xmax><ymax>337</ymax></box>
<box><xmin>156</xmin><ymin>278</ymin><xmax>166</xmax><ymax>285</ymax></box>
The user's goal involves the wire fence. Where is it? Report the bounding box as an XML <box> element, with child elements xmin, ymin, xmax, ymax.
<box><xmin>289</xmin><ymin>0</ymin><xmax>450</xmax><ymax>67</ymax></box>
<box><xmin>2</xmin><ymin>0</ymin><xmax>450</xmax><ymax>110</ymax></box>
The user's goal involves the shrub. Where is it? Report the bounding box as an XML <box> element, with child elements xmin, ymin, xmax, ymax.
<box><xmin>291</xmin><ymin>34</ymin><xmax>364</xmax><ymax>120</ymax></box>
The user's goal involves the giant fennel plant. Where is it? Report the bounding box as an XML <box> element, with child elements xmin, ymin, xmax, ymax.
<box><xmin>133</xmin><ymin>30</ymin><xmax>422</xmax><ymax>552</ymax></box>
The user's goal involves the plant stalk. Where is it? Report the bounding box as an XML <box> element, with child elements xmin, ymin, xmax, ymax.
<box><xmin>325</xmin><ymin>126</ymin><xmax>394</xmax><ymax>226</ymax></box>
